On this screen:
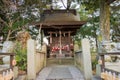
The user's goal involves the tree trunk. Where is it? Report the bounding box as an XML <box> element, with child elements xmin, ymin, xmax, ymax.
<box><xmin>99</xmin><ymin>0</ymin><xmax>110</xmax><ymax>41</ymax></box>
<box><xmin>6</xmin><ymin>30</ymin><xmax>11</xmax><ymax>41</ymax></box>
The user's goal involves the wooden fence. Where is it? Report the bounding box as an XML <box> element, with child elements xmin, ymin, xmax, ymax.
<box><xmin>0</xmin><ymin>53</ymin><xmax>15</xmax><ymax>80</ymax></box>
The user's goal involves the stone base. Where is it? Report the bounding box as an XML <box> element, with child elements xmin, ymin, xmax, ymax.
<box><xmin>16</xmin><ymin>75</ymin><xmax>27</xmax><ymax>80</ymax></box>
<box><xmin>13</xmin><ymin>66</ymin><xmax>18</xmax><ymax>79</ymax></box>
<box><xmin>56</xmin><ymin>54</ymin><xmax>65</xmax><ymax>58</ymax></box>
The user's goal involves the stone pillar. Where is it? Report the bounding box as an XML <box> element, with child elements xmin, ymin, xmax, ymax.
<box><xmin>96</xmin><ymin>64</ymin><xmax>101</xmax><ymax>76</ymax></box>
<box><xmin>27</xmin><ymin>39</ymin><xmax>36</xmax><ymax>80</ymax></box>
<box><xmin>41</xmin><ymin>43</ymin><xmax>47</xmax><ymax>67</ymax></box>
<box><xmin>81</xmin><ymin>39</ymin><xmax>92</xmax><ymax>80</ymax></box>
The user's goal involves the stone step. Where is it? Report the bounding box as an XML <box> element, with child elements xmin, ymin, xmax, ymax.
<box><xmin>47</xmin><ymin>58</ymin><xmax>74</xmax><ymax>66</ymax></box>
<box><xmin>46</xmin><ymin>67</ymin><xmax>73</xmax><ymax>80</ymax></box>
<box><xmin>46</xmin><ymin>78</ymin><xmax>73</xmax><ymax>80</ymax></box>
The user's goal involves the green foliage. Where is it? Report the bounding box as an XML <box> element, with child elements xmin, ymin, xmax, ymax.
<box><xmin>74</xmin><ymin>0</ymin><xmax>100</xmax><ymax>41</ymax></box>
<box><xmin>75</xmin><ymin>15</ymin><xmax>99</xmax><ymax>40</ymax></box>
<box><xmin>110</xmin><ymin>9</ymin><xmax>120</xmax><ymax>42</ymax></box>
<box><xmin>92</xmin><ymin>58</ymin><xmax>98</xmax><ymax>70</ymax></box>
<box><xmin>14</xmin><ymin>42</ymin><xmax>27</xmax><ymax>71</ymax></box>
<box><xmin>75</xmin><ymin>0</ymin><xmax>99</xmax><ymax>12</ymax></box>
<box><xmin>0</xmin><ymin>60</ymin><xmax>3</xmax><ymax>65</ymax></box>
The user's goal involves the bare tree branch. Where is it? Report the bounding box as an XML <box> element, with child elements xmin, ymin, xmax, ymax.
<box><xmin>13</xmin><ymin>16</ymin><xmax>21</xmax><ymax>24</ymax></box>
<box><xmin>0</xmin><ymin>17</ymin><xmax>8</xmax><ymax>26</ymax></box>
<box><xmin>11</xmin><ymin>27</ymin><xmax>22</xmax><ymax>34</ymax></box>
<box><xmin>9</xmin><ymin>36</ymin><xmax>16</xmax><ymax>39</ymax></box>
<box><xmin>61</xmin><ymin>0</ymin><xmax>67</xmax><ymax>9</ymax></box>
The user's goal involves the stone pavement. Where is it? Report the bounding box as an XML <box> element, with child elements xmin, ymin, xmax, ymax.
<box><xmin>92</xmin><ymin>76</ymin><xmax>102</xmax><ymax>80</ymax></box>
<box><xmin>36</xmin><ymin>65</ymin><xmax>102</xmax><ymax>80</ymax></box>
<box><xmin>36</xmin><ymin>65</ymin><xmax>84</xmax><ymax>80</ymax></box>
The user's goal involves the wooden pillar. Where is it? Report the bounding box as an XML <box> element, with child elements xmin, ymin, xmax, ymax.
<box><xmin>68</xmin><ymin>31</ymin><xmax>71</xmax><ymax>51</ymax></box>
<box><xmin>59</xmin><ymin>30</ymin><xmax>62</xmax><ymax>54</ymax></box>
<box><xmin>10</xmin><ymin>55</ymin><xmax>14</xmax><ymax>70</ymax></box>
<box><xmin>101</xmin><ymin>55</ymin><xmax>105</xmax><ymax>71</ymax></box>
<box><xmin>49</xmin><ymin>32</ymin><xmax>52</xmax><ymax>56</ymax></box>
<box><xmin>50</xmin><ymin>32</ymin><xmax>52</xmax><ymax>44</ymax></box>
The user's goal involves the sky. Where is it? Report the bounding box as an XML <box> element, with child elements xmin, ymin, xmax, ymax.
<box><xmin>52</xmin><ymin>0</ymin><xmax>67</xmax><ymax>9</ymax></box>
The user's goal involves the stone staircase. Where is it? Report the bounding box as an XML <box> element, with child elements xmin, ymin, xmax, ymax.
<box><xmin>47</xmin><ymin>57</ymin><xmax>74</xmax><ymax>66</ymax></box>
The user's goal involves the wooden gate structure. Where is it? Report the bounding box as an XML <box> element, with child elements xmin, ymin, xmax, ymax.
<box><xmin>34</xmin><ymin>9</ymin><xmax>86</xmax><ymax>58</ymax></box>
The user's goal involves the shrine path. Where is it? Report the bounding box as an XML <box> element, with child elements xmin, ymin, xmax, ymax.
<box><xmin>36</xmin><ymin>65</ymin><xmax>102</xmax><ymax>80</ymax></box>
<box><xmin>36</xmin><ymin>65</ymin><xmax>85</xmax><ymax>80</ymax></box>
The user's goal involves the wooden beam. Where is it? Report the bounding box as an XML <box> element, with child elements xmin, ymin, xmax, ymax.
<box><xmin>33</xmin><ymin>21</ymin><xmax>86</xmax><ymax>36</ymax></box>
<box><xmin>34</xmin><ymin>21</ymin><xmax>86</xmax><ymax>27</ymax></box>
<box><xmin>0</xmin><ymin>53</ymin><xmax>15</xmax><ymax>55</ymax></box>
<box><xmin>38</xmin><ymin>21</ymin><xmax>86</xmax><ymax>26</ymax></box>
<box><xmin>48</xmin><ymin>31</ymin><xmax>73</xmax><ymax>34</ymax></box>
<box><xmin>44</xmin><ymin>29</ymin><xmax>77</xmax><ymax>36</ymax></box>
<box><xmin>0</xmin><ymin>53</ymin><xmax>15</xmax><ymax>70</ymax></box>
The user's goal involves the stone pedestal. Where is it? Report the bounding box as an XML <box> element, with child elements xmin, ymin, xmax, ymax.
<box><xmin>13</xmin><ymin>66</ymin><xmax>18</xmax><ymax>79</ymax></box>
<box><xmin>96</xmin><ymin>64</ymin><xmax>101</xmax><ymax>76</ymax></box>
